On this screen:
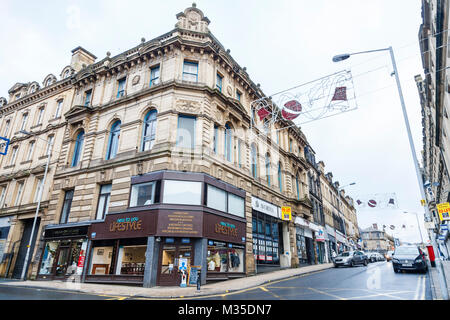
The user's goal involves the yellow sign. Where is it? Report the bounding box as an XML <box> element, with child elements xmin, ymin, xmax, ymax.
<box><xmin>437</xmin><ymin>202</ymin><xmax>450</xmax><ymax>221</ymax></box>
<box><xmin>281</xmin><ymin>206</ymin><xmax>292</xmax><ymax>221</ymax></box>
<box><xmin>421</xmin><ymin>199</ymin><xmax>426</xmax><ymax>206</ymax></box>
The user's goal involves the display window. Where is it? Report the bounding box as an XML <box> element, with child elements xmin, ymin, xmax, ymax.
<box><xmin>39</xmin><ymin>241</ymin><xmax>58</xmax><ymax>275</ymax></box>
<box><xmin>207</xmin><ymin>241</ymin><xmax>244</xmax><ymax>273</ymax></box>
<box><xmin>252</xmin><ymin>212</ymin><xmax>282</xmax><ymax>265</ymax></box>
<box><xmin>88</xmin><ymin>238</ymin><xmax>147</xmax><ymax>276</ymax></box>
<box><xmin>116</xmin><ymin>245</ymin><xmax>146</xmax><ymax>275</ymax></box>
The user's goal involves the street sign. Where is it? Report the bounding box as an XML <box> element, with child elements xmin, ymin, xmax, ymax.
<box><xmin>437</xmin><ymin>202</ymin><xmax>450</xmax><ymax>221</ymax></box>
<box><xmin>0</xmin><ymin>137</ymin><xmax>10</xmax><ymax>155</ymax></box>
<box><xmin>421</xmin><ymin>199</ymin><xmax>426</xmax><ymax>206</ymax></box>
<box><xmin>281</xmin><ymin>206</ymin><xmax>291</xmax><ymax>221</ymax></box>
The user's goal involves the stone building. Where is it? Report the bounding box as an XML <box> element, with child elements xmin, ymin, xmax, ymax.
<box><xmin>416</xmin><ymin>0</ymin><xmax>450</xmax><ymax>255</ymax></box>
<box><xmin>318</xmin><ymin>161</ymin><xmax>359</xmax><ymax>260</ymax></box>
<box><xmin>360</xmin><ymin>225</ymin><xmax>394</xmax><ymax>254</ymax></box>
<box><xmin>0</xmin><ymin>4</ymin><xmax>360</xmax><ymax>286</ymax></box>
<box><xmin>0</xmin><ymin>47</ymin><xmax>95</xmax><ymax>278</ymax></box>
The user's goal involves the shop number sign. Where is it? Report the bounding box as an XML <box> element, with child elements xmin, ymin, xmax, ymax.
<box><xmin>281</xmin><ymin>207</ymin><xmax>291</xmax><ymax>221</ymax></box>
<box><xmin>437</xmin><ymin>202</ymin><xmax>450</xmax><ymax>221</ymax></box>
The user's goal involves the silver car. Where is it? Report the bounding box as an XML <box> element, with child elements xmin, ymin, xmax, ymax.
<box><xmin>334</xmin><ymin>251</ymin><xmax>369</xmax><ymax>267</ymax></box>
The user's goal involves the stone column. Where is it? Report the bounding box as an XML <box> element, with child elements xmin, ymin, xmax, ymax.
<box><xmin>143</xmin><ymin>236</ymin><xmax>159</xmax><ymax>288</ymax></box>
<box><xmin>194</xmin><ymin>238</ymin><xmax>207</xmax><ymax>285</ymax></box>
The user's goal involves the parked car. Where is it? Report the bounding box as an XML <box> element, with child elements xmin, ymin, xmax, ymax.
<box><xmin>367</xmin><ymin>252</ymin><xmax>385</xmax><ymax>263</ymax></box>
<box><xmin>392</xmin><ymin>245</ymin><xmax>428</xmax><ymax>273</ymax></box>
<box><xmin>334</xmin><ymin>251</ymin><xmax>369</xmax><ymax>267</ymax></box>
<box><xmin>385</xmin><ymin>250</ymin><xmax>394</xmax><ymax>261</ymax></box>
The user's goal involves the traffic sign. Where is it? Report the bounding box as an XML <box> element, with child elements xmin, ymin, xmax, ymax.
<box><xmin>0</xmin><ymin>137</ymin><xmax>10</xmax><ymax>155</ymax></box>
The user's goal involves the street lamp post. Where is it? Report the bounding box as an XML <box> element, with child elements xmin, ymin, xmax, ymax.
<box><xmin>19</xmin><ymin>130</ymin><xmax>53</xmax><ymax>281</ymax></box>
<box><xmin>333</xmin><ymin>46</ymin><xmax>449</xmax><ymax>299</ymax></box>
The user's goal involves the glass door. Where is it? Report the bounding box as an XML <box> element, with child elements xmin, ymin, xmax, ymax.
<box><xmin>157</xmin><ymin>239</ymin><xmax>194</xmax><ymax>286</ymax></box>
<box><xmin>55</xmin><ymin>246</ymin><xmax>71</xmax><ymax>277</ymax></box>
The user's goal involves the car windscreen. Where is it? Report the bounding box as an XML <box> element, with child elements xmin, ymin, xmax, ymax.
<box><xmin>394</xmin><ymin>247</ymin><xmax>419</xmax><ymax>255</ymax></box>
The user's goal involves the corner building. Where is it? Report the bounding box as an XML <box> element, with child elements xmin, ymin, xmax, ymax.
<box><xmin>19</xmin><ymin>4</ymin><xmax>353</xmax><ymax>287</ymax></box>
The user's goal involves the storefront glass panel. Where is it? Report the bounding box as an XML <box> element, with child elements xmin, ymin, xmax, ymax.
<box><xmin>252</xmin><ymin>212</ymin><xmax>282</xmax><ymax>265</ymax></box>
<box><xmin>160</xmin><ymin>245</ymin><xmax>176</xmax><ymax>276</ymax></box>
<box><xmin>39</xmin><ymin>241</ymin><xmax>58</xmax><ymax>275</ymax></box>
<box><xmin>89</xmin><ymin>245</ymin><xmax>114</xmax><ymax>275</ymax></box>
<box><xmin>116</xmin><ymin>245</ymin><xmax>146</xmax><ymax>275</ymax></box>
<box><xmin>207</xmin><ymin>241</ymin><xmax>244</xmax><ymax>273</ymax></box>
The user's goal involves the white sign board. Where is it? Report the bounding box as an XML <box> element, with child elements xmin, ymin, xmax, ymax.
<box><xmin>251</xmin><ymin>196</ymin><xmax>280</xmax><ymax>219</ymax></box>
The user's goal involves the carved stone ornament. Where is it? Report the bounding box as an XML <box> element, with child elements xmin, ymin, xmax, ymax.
<box><xmin>132</xmin><ymin>75</ymin><xmax>140</xmax><ymax>86</ymax></box>
<box><xmin>176</xmin><ymin>99</ymin><xmax>200</xmax><ymax>114</ymax></box>
<box><xmin>227</xmin><ymin>85</ymin><xmax>232</xmax><ymax>96</ymax></box>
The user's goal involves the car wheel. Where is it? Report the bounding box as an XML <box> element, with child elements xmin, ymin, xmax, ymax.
<box><xmin>334</xmin><ymin>264</ymin><xmax>338</xmax><ymax>268</ymax></box>
<box><xmin>350</xmin><ymin>260</ymin><xmax>354</xmax><ymax>267</ymax></box>
<box><xmin>394</xmin><ymin>268</ymin><xmax>399</xmax><ymax>273</ymax></box>
<box><xmin>364</xmin><ymin>259</ymin><xmax>368</xmax><ymax>266</ymax></box>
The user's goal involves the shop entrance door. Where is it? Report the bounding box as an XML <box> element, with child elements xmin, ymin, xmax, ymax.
<box><xmin>157</xmin><ymin>239</ymin><xmax>194</xmax><ymax>286</ymax></box>
<box><xmin>54</xmin><ymin>244</ymin><xmax>71</xmax><ymax>278</ymax></box>
<box><xmin>12</xmin><ymin>218</ymin><xmax>40</xmax><ymax>279</ymax></box>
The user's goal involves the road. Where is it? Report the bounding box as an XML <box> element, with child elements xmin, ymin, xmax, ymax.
<box><xmin>0</xmin><ymin>261</ymin><xmax>431</xmax><ymax>300</ymax></box>
<box><xmin>183</xmin><ymin>261</ymin><xmax>431</xmax><ymax>300</ymax></box>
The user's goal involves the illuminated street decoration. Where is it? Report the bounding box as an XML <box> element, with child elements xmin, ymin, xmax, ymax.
<box><xmin>250</xmin><ymin>69</ymin><xmax>357</xmax><ymax>131</ymax></box>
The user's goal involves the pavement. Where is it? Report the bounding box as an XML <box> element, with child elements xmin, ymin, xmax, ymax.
<box><xmin>428</xmin><ymin>260</ymin><xmax>450</xmax><ymax>300</ymax></box>
<box><xmin>0</xmin><ymin>263</ymin><xmax>333</xmax><ymax>299</ymax></box>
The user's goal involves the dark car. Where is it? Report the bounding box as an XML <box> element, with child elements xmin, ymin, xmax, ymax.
<box><xmin>392</xmin><ymin>245</ymin><xmax>428</xmax><ymax>273</ymax></box>
<box><xmin>334</xmin><ymin>250</ymin><xmax>369</xmax><ymax>267</ymax></box>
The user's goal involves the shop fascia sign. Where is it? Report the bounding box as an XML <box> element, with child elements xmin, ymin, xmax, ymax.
<box><xmin>215</xmin><ymin>221</ymin><xmax>238</xmax><ymax>237</ymax></box>
<box><xmin>251</xmin><ymin>196</ymin><xmax>280</xmax><ymax>219</ymax></box>
<box><xmin>109</xmin><ymin>216</ymin><xmax>143</xmax><ymax>232</ymax></box>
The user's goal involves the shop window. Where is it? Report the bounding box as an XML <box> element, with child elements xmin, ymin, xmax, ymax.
<box><xmin>207</xmin><ymin>184</ymin><xmax>226</xmax><ymax>212</ymax></box>
<box><xmin>89</xmin><ymin>245</ymin><xmax>114</xmax><ymax>275</ymax></box>
<box><xmin>207</xmin><ymin>241</ymin><xmax>244</xmax><ymax>273</ymax></box>
<box><xmin>227</xmin><ymin>193</ymin><xmax>244</xmax><ymax>218</ymax></box>
<box><xmin>129</xmin><ymin>181</ymin><xmax>157</xmax><ymax>207</ymax></box>
<box><xmin>163</xmin><ymin>180</ymin><xmax>201</xmax><ymax>205</ymax></box>
<box><xmin>39</xmin><ymin>241</ymin><xmax>58</xmax><ymax>275</ymax></box>
<box><xmin>252</xmin><ymin>213</ymin><xmax>282</xmax><ymax>265</ymax></box>
<box><xmin>116</xmin><ymin>245</ymin><xmax>146</xmax><ymax>275</ymax></box>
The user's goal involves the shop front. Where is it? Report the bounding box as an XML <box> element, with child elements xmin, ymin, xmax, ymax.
<box><xmin>37</xmin><ymin>223</ymin><xmax>89</xmax><ymax>280</ymax></box>
<box><xmin>0</xmin><ymin>217</ymin><xmax>11</xmax><ymax>275</ymax></box>
<box><xmin>252</xmin><ymin>196</ymin><xmax>291</xmax><ymax>272</ymax></box>
<box><xmin>325</xmin><ymin>224</ymin><xmax>337</xmax><ymax>260</ymax></box>
<box><xmin>85</xmin><ymin>208</ymin><xmax>247</xmax><ymax>287</ymax></box>
<box><xmin>309</xmin><ymin>222</ymin><xmax>326</xmax><ymax>264</ymax></box>
<box><xmin>294</xmin><ymin>216</ymin><xmax>315</xmax><ymax>265</ymax></box>
<box><xmin>335</xmin><ymin>230</ymin><xmax>348</xmax><ymax>253</ymax></box>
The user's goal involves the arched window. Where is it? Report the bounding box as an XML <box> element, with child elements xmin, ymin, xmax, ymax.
<box><xmin>251</xmin><ymin>143</ymin><xmax>257</xmax><ymax>179</ymax></box>
<box><xmin>278</xmin><ymin>162</ymin><xmax>282</xmax><ymax>192</ymax></box>
<box><xmin>142</xmin><ymin>110</ymin><xmax>157</xmax><ymax>151</ymax></box>
<box><xmin>71</xmin><ymin>130</ymin><xmax>85</xmax><ymax>167</ymax></box>
<box><xmin>106</xmin><ymin>121</ymin><xmax>121</xmax><ymax>160</ymax></box>
<box><xmin>224</xmin><ymin>123</ymin><xmax>233</xmax><ymax>162</ymax></box>
<box><xmin>265</xmin><ymin>153</ymin><xmax>271</xmax><ymax>186</ymax></box>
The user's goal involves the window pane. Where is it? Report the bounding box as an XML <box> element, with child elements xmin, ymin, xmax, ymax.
<box><xmin>176</xmin><ymin>116</ymin><xmax>195</xmax><ymax>149</ymax></box>
<box><xmin>207</xmin><ymin>184</ymin><xmax>226</xmax><ymax>212</ymax></box>
<box><xmin>96</xmin><ymin>195</ymin><xmax>107</xmax><ymax>220</ymax></box>
<box><xmin>39</xmin><ymin>241</ymin><xmax>59</xmax><ymax>275</ymax></box>
<box><xmin>228</xmin><ymin>193</ymin><xmax>245</xmax><ymax>217</ymax></box>
<box><xmin>89</xmin><ymin>246</ymin><xmax>114</xmax><ymax>275</ymax></box>
<box><xmin>130</xmin><ymin>182</ymin><xmax>155</xmax><ymax>207</ymax></box>
<box><xmin>163</xmin><ymin>180</ymin><xmax>201</xmax><ymax>205</ymax></box>
<box><xmin>116</xmin><ymin>245</ymin><xmax>147</xmax><ymax>275</ymax></box>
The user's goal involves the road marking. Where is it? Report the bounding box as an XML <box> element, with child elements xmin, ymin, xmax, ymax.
<box><xmin>414</xmin><ymin>276</ymin><xmax>424</xmax><ymax>300</ymax></box>
<box><xmin>259</xmin><ymin>286</ymin><xmax>269</xmax><ymax>292</ymax></box>
<box><xmin>307</xmin><ymin>287</ymin><xmax>347</xmax><ymax>300</ymax></box>
<box><xmin>346</xmin><ymin>290</ymin><xmax>411</xmax><ymax>300</ymax></box>
<box><xmin>420</xmin><ymin>275</ymin><xmax>426</xmax><ymax>300</ymax></box>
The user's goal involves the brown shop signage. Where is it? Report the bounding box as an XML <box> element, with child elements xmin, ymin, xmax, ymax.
<box><xmin>156</xmin><ymin>211</ymin><xmax>202</xmax><ymax>237</ymax></box>
<box><xmin>109</xmin><ymin>217</ymin><xmax>143</xmax><ymax>232</ymax></box>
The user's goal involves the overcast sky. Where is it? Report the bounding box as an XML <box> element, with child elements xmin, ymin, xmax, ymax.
<box><xmin>0</xmin><ymin>1</ymin><xmax>429</xmax><ymax>243</ymax></box>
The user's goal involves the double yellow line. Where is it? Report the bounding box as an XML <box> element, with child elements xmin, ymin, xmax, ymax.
<box><xmin>413</xmin><ymin>275</ymin><xmax>426</xmax><ymax>300</ymax></box>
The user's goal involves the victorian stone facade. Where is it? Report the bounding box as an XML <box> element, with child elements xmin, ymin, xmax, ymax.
<box><xmin>0</xmin><ymin>4</ymin><xmax>360</xmax><ymax>286</ymax></box>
